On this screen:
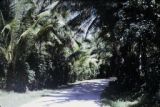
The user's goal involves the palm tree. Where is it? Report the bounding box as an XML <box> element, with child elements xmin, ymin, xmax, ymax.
<box><xmin>59</xmin><ymin>0</ymin><xmax>160</xmax><ymax>101</ymax></box>
<box><xmin>0</xmin><ymin>0</ymin><xmax>68</xmax><ymax>91</ymax></box>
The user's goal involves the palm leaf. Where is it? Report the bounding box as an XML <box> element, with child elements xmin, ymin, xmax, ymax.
<box><xmin>0</xmin><ymin>10</ymin><xmax>5</xmax><ymax>28</ymax></box>
<box><xmin>85</xmin><ymin>16</ymin><xmax>98</xmax><ymax>39</ymax></box>
<box><xmin>0</xmin><ymin>46</ymin><xmax>13</xmax><ymax>63</ymax></box>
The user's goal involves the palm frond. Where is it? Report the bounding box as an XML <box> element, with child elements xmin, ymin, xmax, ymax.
<box><xmin>1</xmin><ymin>24</ymin><xmax>11</xmax><ymax>34</ymax></box>
<box><xmin>0</xmin><ymin>10</ymin><xmax>5</xmax><ymax>28</ymax></box>
<box><xmin>0</xmin><ymin>46</ymin><xmax>13</xmax><ymax>63</ymax></box>
<box><xmin>85</xmin><ymin>16</ymin><xmax>98</xmax><ymax>39</ymax></box>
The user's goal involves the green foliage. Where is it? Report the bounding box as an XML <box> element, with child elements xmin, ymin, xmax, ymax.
<box><xmin>1</xmin><ymin>3</ymin><xmax>159</xmax><ymax>107</ymax></box>
<box><xmin>0</xmin><ymin>0</ymin><xmax>70</xmax><ymax>91</ymax></box>
<box><xmin>0</xmin><ymin>0</ymin><xmax>109</xmax><ymax>90</ymax></box>
<box><xmin>60</xmin><ymin>0</ymin><xmax>160</xmax><ymax>106</ymax></box>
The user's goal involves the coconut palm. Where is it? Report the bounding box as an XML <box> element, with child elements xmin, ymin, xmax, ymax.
<box><xmin>58</xmin><ymin>0</ymin><xmax>160</xmax><ymax>104</ymax></box>
<box><xmin>0</xmin><ymin>0</ymin><xmax>69</xmax><ymax>91</ymax></box>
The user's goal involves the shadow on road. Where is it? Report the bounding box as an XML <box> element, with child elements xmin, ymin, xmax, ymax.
<box><xmin>20</xmin><ymin>78</ymin><xmax>117</xmax><ymax>107</ymax></box>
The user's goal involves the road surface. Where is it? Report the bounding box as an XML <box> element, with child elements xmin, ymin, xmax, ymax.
<box><xmin>20</xmin><ymin>79</ymin><xmax>115</xmax><ymax>107</ymax></box>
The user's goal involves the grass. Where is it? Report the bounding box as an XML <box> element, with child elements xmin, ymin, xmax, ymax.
<box><xmin>0</xmin><ymin>89</ymin><xmax>50</xmax><ymax>107</ymax></box>
<box><xmin>101</xmin><ymin>81</ymin><xmax>160</xmax><ymax>107</ymax></box>
<box><xmin>130</xmin><ymin>94</ymin><xmax>160</xmax><ymax>107</ymax></box>
<box><xmin>0</xmin><ymin>83</ymin><xmax>74</xmax><ymax>107</ymax></box>
<box><xmin>101</xmin><ymin>81</ymin><xmax>141</xmax><ymax>107</ymax></box>
<box><xmin>101</xmin><ymin>99</ymin><xmax>138</xmax><ymax>107</ymax></box>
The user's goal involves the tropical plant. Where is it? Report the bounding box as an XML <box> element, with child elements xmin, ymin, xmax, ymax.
<box><xmin>59</xmin><ymin>0</ymin><xmax>160</xmax><ymax>105</ymax></box>
<box><xmin>0</xmin><ymin>0</ymin><xmax>70</xmax><ymax>91</ymax></box>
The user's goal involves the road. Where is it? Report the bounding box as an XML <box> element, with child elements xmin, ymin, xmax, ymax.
<box><xmin>20</xmin><ymin>79</ymin><xmax>115</xmax><ymax>107</ymax></box>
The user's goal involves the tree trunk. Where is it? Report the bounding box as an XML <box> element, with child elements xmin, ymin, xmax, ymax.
<box><xmin>6</xmin><ymin>62</ymin><xmax>15</xmax><ymax>90</ymax></box>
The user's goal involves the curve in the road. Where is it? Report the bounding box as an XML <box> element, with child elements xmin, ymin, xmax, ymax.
<box><xmin>20</xmin><ymin>78</ymin><xmax>115</xmax><ymax>107</ymax></box>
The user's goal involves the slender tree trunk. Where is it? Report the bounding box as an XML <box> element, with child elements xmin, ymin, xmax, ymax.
<box><xmin>6</xmin><ymin>62</ymin><xmax>15</xmax><ymax>90</ymax></box>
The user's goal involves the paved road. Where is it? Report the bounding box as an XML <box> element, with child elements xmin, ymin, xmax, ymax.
<box><xmin>20</xmin><ymin>79</ymin><xmax>115</xmax><ymax>107</ymax></box>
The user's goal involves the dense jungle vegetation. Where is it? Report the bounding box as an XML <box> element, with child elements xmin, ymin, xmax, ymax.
<box><xmin>0</xmin><ymin>0</ymin><xmax>160</xmax><ymax>106</ymax></box>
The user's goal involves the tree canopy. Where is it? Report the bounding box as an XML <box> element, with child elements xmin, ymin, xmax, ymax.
<box><xmin>0</xmin><ymin>0</ymin><xmax>160</xmax><ymax>106</ymax></box>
